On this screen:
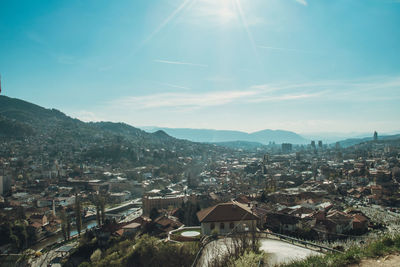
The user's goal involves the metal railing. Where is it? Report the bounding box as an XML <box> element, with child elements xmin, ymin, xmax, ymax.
<box><xmin>260</xmin><ymin>231</ymin><xmax>343</xmax><ymax>254</ymax></box>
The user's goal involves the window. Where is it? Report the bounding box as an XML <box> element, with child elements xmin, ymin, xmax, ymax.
<box><xmin>220</xmin><ymin>222</ymin><xmax>225</xmax><ymax>229</ymax></box>
<box><xmin>210</xmin><ymin>223</ymin><xmax>215</xmax><ymax>230</ymax></box>
<box><xmin>229</xmin><ymin>222</ymin><xmax>234</xmax><ymax>229</ymax></box>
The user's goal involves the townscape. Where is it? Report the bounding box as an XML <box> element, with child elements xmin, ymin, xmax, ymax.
<box><xmin>1</xmin><ymin>0</ymin><xmax>400</xmax><ymax>266</ymax></box>
<box><xmin>1</xmin><ymin>96</ymin><xmax>400</xmax><ymax>266</ymax></box>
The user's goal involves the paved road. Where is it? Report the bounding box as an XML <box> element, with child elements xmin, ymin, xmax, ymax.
<box><xmin>197</xmin><ymin>238</ymin><xmax>320</xmax><ymax>267</ymax></box>
<box><xmin>260</xmin><ymin>239</ymin><xmax>321</xmax><ymax>265</ymax></box>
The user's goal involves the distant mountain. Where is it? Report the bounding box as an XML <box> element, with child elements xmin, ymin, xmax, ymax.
<box><xmin>301</xmin><ymin>132</ymin><xmax>373</xmax><ymax>144</ymax></box>
<box><xmin>338</xmin><ymin>134</ymin><xmax>400</xmax><ymax>148</ymax></box>
<box><xmin>142</xmin><ymin>127</ymin><xmax>309</xmax><ymax>144</ymax></box>
<box><xmin>211</xmin><ymin>141</ymin><xmax>266</xmax><ymax>150</ymax></box>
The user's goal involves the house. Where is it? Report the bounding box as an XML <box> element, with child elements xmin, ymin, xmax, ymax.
<box><xmin>118</xmin><ymin>222</ymin><xmax>141</xmax><ymax>237</ymax></box>
<box><xmin>324</xmin><ymin>210</ymin><xmax>353</xmax><ymax>234</ymax></box>
<box><xmin>265</xmin><ymin>212</ymin><xmax>300</xmax><ymax>233</ymax></box>
<box><xmin>30</xmin><ymin>214</ymin><xmax>48</xmax><ymax>227</ymax></box>
<box><xmin>196</xmin><ymin>202</ymin><xmax>259</xmax><ymax>235</ymax></box>
<box><xmin>352</xmin><ymin>214</ymin><xmax>369</xmax><ymax>231</ymax></box>
<box><xmin>154</xmin><ymin>215</ymin><xmax>183</xmax><ymax>233</ymax></box>
<box><xmin>233</xmin><ymin>195</ymin><xmax>251</xmax><ymax>204</ymax></box>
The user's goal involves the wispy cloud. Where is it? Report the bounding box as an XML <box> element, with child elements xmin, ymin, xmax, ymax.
<box><xmin>251</xmin><ymin>75</ymin><xmax>400</xmax><ymax>102</ymax></box>
<box><xmin>107</xmin><ymin>75</ymin><xmax>400</xmax><ymax>111</ymax></box>
<box><xmin>108</xmin><ymin>82</ymin><xmax>325</xmax><ymax>110</ymax></box>
<box><xmin>258</xmin><ymin>45</ymin><xmax>317</xmax><ymax>54</ymax></box>
<box><xmin>295</xmin><ymin>0</ymin><xmax>308</xmax><ymax>6</ymax></box>
<box><xmin>70</xmin><ymin>110</ymin><xmax>102</xmax><ymax>122</ymax></box>
<box><xmin>154</xmin><ymin>59</ymin><xmax>208</xmax><ymax>68</ymax></box>
<box><xmin>249</xmin><ymin>92</ymin><xmax>325</xmax><ymax>103</ymax></box>
<box><xmin>111</xmin><ymin>91</ymin><xmax>256</xmax><ymax>109</ymax></box>
<box><xmin>153</xmin><ymin>81</ymin><xmax>192</xmax><ymax>90</ymax></box>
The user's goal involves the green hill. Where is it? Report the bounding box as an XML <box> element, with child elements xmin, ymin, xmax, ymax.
<box><xmin>0</xmin><ymin>95</ymin><xmax>227</xmax><ymax>167</ymax></box>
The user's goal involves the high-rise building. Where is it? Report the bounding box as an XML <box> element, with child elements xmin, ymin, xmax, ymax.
<box><xmin>373</xmin><ymin>131</ymin><xmax>378</xmax><ymax>141</ymax></box>
<box><xmin>311</xmin><ymin>141</ymin><xmax>316</xmax><ymax>150</ymax></box>
<box><xmin>335</xmin><ymin>142</ymin><xmax>341</xmax><ymax>150</ymax></box>
<box><xmin>282</xmin><ymin>143</ymin><xmax>293</xmax><ymax>153</ymax></box>
<box><xmin>318</xmin><ymin>140</ymin><xmax>323</xmax><ymax>149</ymax></box>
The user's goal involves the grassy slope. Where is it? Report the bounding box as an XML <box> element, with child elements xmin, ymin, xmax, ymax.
<box><xmin>281</xmin><ymin>234</ymin><xmax>400</xmax><ymax>267</ymax></box>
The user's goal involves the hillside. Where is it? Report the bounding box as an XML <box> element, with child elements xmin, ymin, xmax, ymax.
<box><xmin>0</xmin><ymin>96</ymin><xmax>176</xmax><ymax>144</ymax></box>
<box><xmin>338</xmin><ymin>134</ymin><xmax>400</xmax><ymax>148</ymax></box>
<box><xmin>142</xmin><ymin>127</ymin><xmax>309</xmax><ymax>144</ymax></box>
<box><xmin>211</xmin><ymin>140</ymin><xmax>266</xmax><ymax>150</ymax></box>
<box><xmin>0</xmin><ymin>96</ymin><xmax>226</xmax><ymax>167</ymax></box>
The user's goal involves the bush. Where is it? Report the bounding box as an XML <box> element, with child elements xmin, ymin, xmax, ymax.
<box><xmin>90</xmin><ymin>249</ymin><xmax>102</xmax><ymax>263</ymax></box>
<box><xmin>364</xmin><ymin>241</ymin><xmax>386</xmax><ymax>257</ymax></box>
<box><xmin>229</xmin><ymin>251</ymin><xmax>268</xmax><ymax>267</ymax></box>
<box><xmin>382</xmin><ymin>236</ymin><xmax>395</xmax><ymax>247</ymax></box>
<box><xmin>211</xmin><ymin>229</ymin><xmax>219</xmax><ymax>239</ymax></box>
<box><xmin>283</xmin><ymin>234</ymin><xmax>400</xmax><ymax>267</ymax></box>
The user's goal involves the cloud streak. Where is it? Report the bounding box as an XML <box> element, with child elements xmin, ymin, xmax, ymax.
<box><xmin>107</xmin><ymin>75</ymin><xmax>400</xmax><ymax>111</ymax></box>
<box><xmin>153</xmin><ymin>59</ymin><xmax>208</xmax><ymax>68</ymax></box>
<box><xmin>258</xmin><ymin>45</ymin><xmax>317</xmax><ymax>54</ymax></box>
<box><xmin>112</xmin><ymin>91</ymin><xmax>257</xmax><ymax>109</ymax></box>
<box><xmin>153</xmin><ymin>81</ymin><xmax>192</xmax><ymax>90</ymax></box>
<box><xmin>295</xmin><ymin>0</ymin><xmax>308</xmax><ymax>6</ymax></box>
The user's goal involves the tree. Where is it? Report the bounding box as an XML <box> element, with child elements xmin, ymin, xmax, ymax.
<box><xmin>60</xmin><ymin>210</ymin><xmax>70</xmax><ymax>241</ymax></box>
<box><xmin>75</xmin><ymin>193</ymin><xmax>82</xmax><ymax>236</ymax></box>
<box><xmin>92</xmin><ymin>194</ymin><xmax>107</xmax><ymax>227</ymax></box>
<box><xmin>66</xmin><ymin>214</ymin><xmax>71</xmax><ymax>240</ymax></box>
<box><xmin>100</xmin><ymin>196</ymin><xmax>106</xmax><ymax>226</ymax></box>
<box><xmin>95</xmin><ymin>200</ymin><xmax>101</xmax><ymax>226</ymax></box>
<box><xmin>149</xmin><ymin>208</ymin><xmax>160</xmax><ymax>221</ymax></box>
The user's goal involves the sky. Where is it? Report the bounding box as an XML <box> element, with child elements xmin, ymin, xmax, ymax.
<box><xmin>0</xmin><ymin>0</ymin><xmax>399</xmax><ymax>134</ymax></box>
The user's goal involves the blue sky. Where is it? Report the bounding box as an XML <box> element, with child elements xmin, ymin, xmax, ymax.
<box><xmin>0</xmin><ymin>0</ymin><xmax>399</xmax><ymax>133</ymax></box>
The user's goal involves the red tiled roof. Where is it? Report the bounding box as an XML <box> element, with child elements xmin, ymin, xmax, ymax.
<box><xmin>31</xmin><ymin>222</ymin><xmax>43</xmax><ymax>228</ymax></box>
<box><xmin>155</xmin><ymin>216</ymin><xmax>183</xmax><ymax>228</ymax></box>
<box><xmin>115</xmin><ymin>229</ymin><xmax>124</xmax><ymax>236</ymax></box>
<box><xmin>122</xmin><ymin>222</ymin><xmax>141</xmax><ymax>229</ymax></box>
<box><xmin>234</xmin><ymin>195</ymin><xmax>251</xmax><ymax>204</ymax></box>
<box><xmin>197</xmin><ymin>202</ymin><xmax>259</xmax><ymax>223</ymax></box>
<box><xmin>353</xmin><ymin>214</ymin><xmax>368</xmax><ymax>223</ymax></box>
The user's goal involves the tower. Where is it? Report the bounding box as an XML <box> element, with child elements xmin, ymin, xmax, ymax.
<box><xmin>311</xmin><ymin>140</ymin><xmax>316</xmax><ymax>150</ymax></box>
<box><xmin>373</xmin><ymin>131</ymin><xmax>378</xmax><ymax>141</ymax></box>
<box><xmin>318</xmin><ymin>140</ymin><xmax>323</xmax><ymax>150</ymax></box>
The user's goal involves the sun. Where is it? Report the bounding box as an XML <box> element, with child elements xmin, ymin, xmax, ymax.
<box><xmin>194</xmin><ymin>0</ymin><xmax>239</xmax><ymax>24</ymax></box>
<box><xmin>215</xmin><ymin>0</ymin><xmax>237</xmax><ymax>23</ymax></box>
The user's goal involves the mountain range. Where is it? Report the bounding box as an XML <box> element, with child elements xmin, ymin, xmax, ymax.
<box><xmin>141</xmin><ymin>127</ymin><xmax>309</xmax><ymax>145</ymax></box>
<box><xmin>1</xmin><ymin>95</ymin><xmax>399</xmax><ymax>150</ymax></box>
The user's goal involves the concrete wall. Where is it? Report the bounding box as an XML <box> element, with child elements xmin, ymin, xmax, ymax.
<box><xmin>201</xmin><ymin>220</ymin><xmax>257</xmax><ymax>235</ymax></box>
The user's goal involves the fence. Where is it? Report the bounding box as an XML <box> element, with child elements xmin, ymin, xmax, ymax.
<box><xmin>260</xmin><ymin>231</ymin><xmax>343</xmax><ymax>254</ymax></box>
